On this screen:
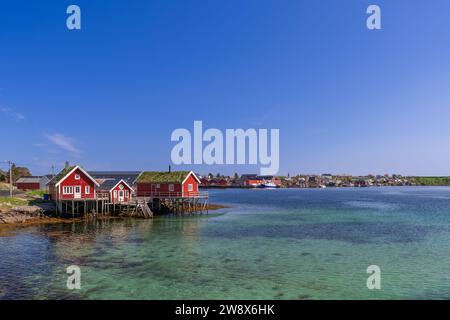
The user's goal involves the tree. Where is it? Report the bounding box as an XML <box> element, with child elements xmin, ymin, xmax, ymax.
<box><xmin>7</xmin><ymin>164</ymin><xmax>32</xmax><ymax>184</ymax></box>
<box><xmin>0</xmin><ymin>169</ymin><xmax>5</xmax><ymax>182</ymax></box>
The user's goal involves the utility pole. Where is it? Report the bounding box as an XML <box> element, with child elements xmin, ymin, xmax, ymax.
<box><xmin>5</xmin><ymin>160</ymin><xmax>13</xmax><ymax>198</ymax></box>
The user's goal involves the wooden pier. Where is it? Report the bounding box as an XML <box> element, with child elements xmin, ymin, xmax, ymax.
<box><xmin>54</xmin><ymin>191</ymin><xmax>209</xmax><ymax>218</ymax></box>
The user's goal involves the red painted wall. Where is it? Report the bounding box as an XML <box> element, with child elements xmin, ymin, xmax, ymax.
<box><xmin>16</xmin><ymin>183</ymin><xmax>40</xmax><ymax>191</ymax></box>
<box><xmin>136</xmin><ymin>173</ymin><xmax>200</xmax><ymax>197</ymax></box>
<box><xmin>110</xmin><ymin>182</ymin><xmax>132</xmax><ymax>203</ymax></box>
<box><xmin>57</xmin><ymin>168</ymin><xmax>96</xmax><ymax>200</ymax></box>
<box><xmin>137</xmin><ymin>173</ymin><xmax>200</xmax><ymax>197</ymax></box>
<box><xmin>182</xmin><ymin>174</ymin><xmax>199</xmax><ymax>196</ymax></box>
<box><xmin>137</xmin><ymin>182</ymin><xmax>182</xmax><ymax>197</ymax></box>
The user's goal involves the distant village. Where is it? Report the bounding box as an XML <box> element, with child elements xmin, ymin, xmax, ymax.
<box><xmin>198</xmin><ymin>173</ymin><xmax>429</xmax><ymax>188</ymax></box>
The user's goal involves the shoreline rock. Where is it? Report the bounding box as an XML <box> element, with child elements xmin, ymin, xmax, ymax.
<box><xmin>0</xmin><ymin>205</ymin><xmax>45</xmax><ymax>224</ymax></box>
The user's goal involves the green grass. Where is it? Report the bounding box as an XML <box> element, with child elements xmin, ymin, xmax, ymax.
<box><xmin>0</xmin><ymin>197</ymin><xmax>28</xmax><ymax>206</ymax></box>
<box><xmin>137</xmin><ymin>171</ymin><xmax>191</xmax><ymax>183</ymax></box>
<box><xmin>26</xmin><ymin>189</ymin><xmax>47</xmax><ymax>197</ymax></box>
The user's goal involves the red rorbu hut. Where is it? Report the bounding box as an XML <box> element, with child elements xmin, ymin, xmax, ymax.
<box><xmin>136</xmin><ymin>171</ymin><xmax>201</xmax><ymax>198</ymax></box>
<box><xmin>98</xmin><ymin>179</ymin><xmax>134</xmax><ymax>204</ymax></box>
<box><xmin>48</xmin><ymin>165</ymin><xmax>100</xmax><ymax>201</ymax></box>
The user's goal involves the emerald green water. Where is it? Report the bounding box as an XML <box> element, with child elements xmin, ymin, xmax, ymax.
<box><xmin>2</xmin><ymin>187</ymin><xmax>450</xmax><ymax>300</ymax></box>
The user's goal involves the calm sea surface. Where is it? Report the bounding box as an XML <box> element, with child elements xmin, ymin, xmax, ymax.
<box><xmin>2</xmin><ymin>187</ymin><xmax>450</xmax><ymax>300</ymax></box>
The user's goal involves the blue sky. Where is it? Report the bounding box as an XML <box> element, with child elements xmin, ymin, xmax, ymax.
<box><xmin>1</xmin><ymin>0</ymin><xmax>450</xmax><ymax>176</ymax></box>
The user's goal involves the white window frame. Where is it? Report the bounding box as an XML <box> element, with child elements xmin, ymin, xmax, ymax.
<box><xmin>75</xmin><ymin>174</ymin><xmax>80</xmax><ymax>180</ymax></box>
<box><xmin>85</xmin><ymin>186</ymin><xmax>90</xmax><ymax>194</ymax></box>
<box><xmin>188</xmin><ymin>184</ymin><xmax>193</xmax><ymax>192</ymax></box>
<box><xmin>125</xmin><ymin>190</ymin><xmax>129</xmax><ymax>197</ymax></box>
<box><xmin>169</xmin><ymin>184</ymin><xmax>174</xmax><ymax>192</ymax></box>
<box><xmin>156</xmin><ymin>184</ymin><xmax>160</xmax><ymax>189</ymax></box>
<box><xmin>63</xmin><ymin>186</ymin><xmax>73</xmax><ymax>194</ymax></box>
<box><xmin>114</xmin><ymin>190</ymin><xmax>118</xmax><ymax>198</ymax></box>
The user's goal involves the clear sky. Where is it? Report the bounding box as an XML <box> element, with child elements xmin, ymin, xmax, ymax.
<box><xmin>1</xmin><ymin>0</ymin><xmax>450</xmax><ymax>176</ymax></box>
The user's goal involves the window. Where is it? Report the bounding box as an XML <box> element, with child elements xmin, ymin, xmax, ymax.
<box><xmin>188</xmin><ymin>184</ymin><xmax>193</xmax><ymax>192</ymax></box>
<box><xmin>63</xmin><ymin>186</ymin><xmax>73</xmax><ymax>194</ymax></box>
<box><xmin>85</xmin><ymin>186</ymin><xmax>90</xmax><ymax>194</ymax></box>
<box><xmin>156</xmin><ymin>184</ymin><xmax>160</xmax><ymax>189</ymax></box>
<box><xmin>75</xmin><ymin>174</ymin><xmax>80</xmax><ymax>180</ymax></box>
<box><xmin>169</xmin><ymin>184</ymin><xmax>174</xmax><ymax>192</ymax></box>
<box><xmin>125</xmin><ymin>190</ymin><xmax>129</xmax><ymax>197</ymax></box>
<box><xmin>114</xmin><ymin>190</ymin><xmax>117</xmax><ymax>198</ymax></box>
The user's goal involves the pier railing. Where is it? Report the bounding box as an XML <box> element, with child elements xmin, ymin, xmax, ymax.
<box><xmin>95</xmin><ymin>192</ymin><xmax>110</xmax><ymax>200</ymax></box>
<box><xmin>134</xmin><ymin>191</ymin><xmax>208</xmax><ymax>199</ymax></box>
<box><xmin>92</xmin><ymin>191</ymin><xmax>209</xmax><ymax>201</ymax></box>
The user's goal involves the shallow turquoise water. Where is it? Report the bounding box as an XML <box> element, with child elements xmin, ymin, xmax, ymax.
<box><xmin>2</xmin><ymin>187</ymin><xmax>450</xmax><ymax>299</ymax></box>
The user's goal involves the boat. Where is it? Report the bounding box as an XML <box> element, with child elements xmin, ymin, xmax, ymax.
<box><xmin>259</xmin><ymin>182</ymin><xmax>278</xmax><ymax>189</ymax></box>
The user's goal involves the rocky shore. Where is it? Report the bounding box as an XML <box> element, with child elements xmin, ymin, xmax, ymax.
<box><xmin>0</xmin><ymin>205</ymin><xmax>47</xmax><ymax>224</ymax></box>
<box><xmin>0</xmin><ymin>202</ymin><xmax>228</xmax><ymax>227</ymax></box>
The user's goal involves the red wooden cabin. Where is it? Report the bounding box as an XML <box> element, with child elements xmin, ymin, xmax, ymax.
<box><xmin>98</xmin><ymin>179</ymin><xmax>134</xmax><ymax>204</ymax></box>
<box><xmin>48</xmin><ymin>165</ymin><xmax>100</xmax><ymax>201</ymax></box>
<box><xmin>16</xmin><ymin>177</ymin><xmax>41</xmax><ymax>190</ymax></box>
<box><xmin>136</xmin><ymin>171</ymin><xmax>201</xmax><ymax>197</ymax></box>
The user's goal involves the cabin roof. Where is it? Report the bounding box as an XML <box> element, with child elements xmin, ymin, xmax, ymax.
<box><xmin>49</xmin><ymin>165</ymin><xmax>100</xmax><ymax>187</ymax></box>
<box><xmin>137</xmin><ymin>171</ymin><xmax>193</xmax><ymax>183</ymax></box>
<box><xmin>16</xmin><ymin>176</ymin><xmax>41</xmax><ymax>183</ymax></box>
<box><xmin>50</xmin><ymin>166</ymin><xmax>76</xmax><ymax>185</ymax></box>
<box><xmin>89</xmin><ymin>171</ymin><xmax>141</xmax><ymax>181</ymax></box>
<box><xmin>98</xmin><ymin>178</ymin><xmax>133</xmax><ymax>191</ymax></box>
<box><xmin>98</xmin><ymin>179</ymin><xmax>120</xmax><ymax>191</ymax></box>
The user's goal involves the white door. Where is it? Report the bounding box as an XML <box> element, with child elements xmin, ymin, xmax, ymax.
<box><xmin>74</xmin><ymin>186</ymin><xmax>81</xmax><ymax>199</ymax></box>
<box><xmin>118</xmin><ymin>190</ymin><xmax>124</xmax><ymax>202</ymax></box>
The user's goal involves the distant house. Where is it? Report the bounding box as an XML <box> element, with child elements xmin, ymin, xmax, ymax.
<box><xmin>244</xmin><ymin>178</ymin><xmax>263</xmax><ymax>187</ymax></box>
<box><xmin>200</xmin><ymin>177</ymin><xmax>229</xmax><ymax>187</ymax></box>
<box><xmin>98</xmin><ymin>179</ymin><xmax>134</xmax><ymax>203</ymax></box>
<box><xmin>40</xmin><ymin>175</ymin><xmax>54</xmax><ymax>190</ymax></box>
<box><xmin>136</xmin><ymin>171</ymin><xmax>201</xmax><ymax>197</ymax></box>
<box><xmin>48</xmin><ymin>165</ymin><xmax>100</xmax><ymax>201</ymax></box>
<box><xmin>16</xmin><ymin>175</ymin><xmax>54</xmax><ymax>191</ymax></box>
<box><xmin>258</xmin><ymin>175</ymin><xmax>282</xmax><ymax>186</ymax></box>
<box><xmin>239</xmin><ymin>174</ymin><xmax>281</xmax><ymax>187</ymax></box>
<box><xmin>200</xmin><ymin>178</ymin><xmax>210</xmax><ymax>186</ymax></box>
<box><xmin>16</xmin><ymin>176</ymin><xmax>41</xmax><ymax>190</ymax></box>
<box><xmin>209</xmin><ymin>178</ymin><xmax>229</xmax><ymax>187</ymax></box>
<box><xmin>238</xmin><ymin>174</ymin><xmax>259</xmax><ymax>186</ymax></box>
